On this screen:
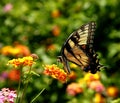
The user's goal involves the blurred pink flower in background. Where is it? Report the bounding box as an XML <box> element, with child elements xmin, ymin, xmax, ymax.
<box><xmin>3</xmin><ymin>3</ymin><xmax>13</xmax><ymax>12</ymax></box>
<box><xmin>0</xmin><ymin>72</ymin><xmax>8</xmax><ymax>82</ymax></box>
<box><xmin>66</xmin><ymin>83</ymin><xmax>83</xmax><ymax>96</ymax></box>
<box><xmin>88</xmin><ymin>81</ymin><xmax>105</xmax><ymax>93</ymax></box>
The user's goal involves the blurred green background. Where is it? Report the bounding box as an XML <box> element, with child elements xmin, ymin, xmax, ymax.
<box><xmin>0</xmin><ymin>0</ymin><xmax>120</xmax><ymax>103</ymax></box>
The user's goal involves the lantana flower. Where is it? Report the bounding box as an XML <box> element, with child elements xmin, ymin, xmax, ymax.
<box><xmin>1</xmin><ymin>46</ymin><xmax>20</xmax><ymax>56</ymax></box>
<box><xmin>1</xmin><ymin>44</ymin><xmax>31</xmax><ymax>56</ymax></box>
<box><xmin>0</xmin><ymin>88</ymin><xmax>16</xmax><ymax>103</ymax></box>
<box><xmin>84</xmin><ymin>72</ymin><xmax>100</xmax><ymax>85</ymax></box>
<box><xmin>7</xmin><ymin>56</ymin><xmax>36</xmax><ymax>68</ymax></box>
<box><xmin>88</xmin><ymin>80</ymin><xmax>105</xmax><ymax>93</ymax></box>
<box><xmin>83</xmin><ymin>72</ymin><xmax>105</xmax><ymax>93</ymax></box>
<box><xmin>43</xmin><ymin>64</ymin><xmax>67</xmax><ymax>83</ymax></box>
<box><xmin>66</xmin><ymin>82</ymin><xmax>83</xmax><ymax>96</ymax></box>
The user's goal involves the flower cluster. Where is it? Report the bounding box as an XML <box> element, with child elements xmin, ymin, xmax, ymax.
<box><xmin>66</xmin><ymin>71</ymin><xmax>119</xmax><ymax>103</ymax></box>
<box><xmin>1</xmin><ymin>46</ymin><xmax>20</xmax><ymax>56</ymax></box>
<box><xmin>0</xmin><ymin>88</ymin><xmax>16</xmax><ymax>103</ymax></box>
<box><xmin>83</xmin><ymin>72</ymin><xmax>105</xmax><ymax>93</ymax></box>
<box><xmin>43</xmin><ymin>64</ymin><xmax>67</xmax><ymax>83</ymax></box>
<box><xmin>1</xmin><ymin>44</ymin><xmax>30</xmax><ymax>57</ymax></box>
<box><xmin>66</xmin><ymin>72</ymin><xmax>105</xmax><ymax>98</ymax></box>
<box><xmin>7</xmin><ymin>56</ymin><xmax>35</xmax><ymax>68</ymax></box>
<box><xmin>66</xmin><ymin>83</ymin><xmax>83</xmax><ymax>96</ymax></box>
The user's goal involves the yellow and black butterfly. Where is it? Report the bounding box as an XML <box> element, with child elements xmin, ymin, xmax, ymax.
<box><xmin>57</xmin><ymin>21</ymin><xmax>102</xmax><ymax>74</ymax></box>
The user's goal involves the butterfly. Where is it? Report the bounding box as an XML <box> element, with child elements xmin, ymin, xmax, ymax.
<box><xmin>57</xmin><ymin>21</ymin><xmax>102</xmax><ymax>74</ymax></box>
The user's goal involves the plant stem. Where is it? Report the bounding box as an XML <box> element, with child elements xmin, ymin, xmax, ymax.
<box><xmin>16</xmin><ymin>67</ymin><xmax>22</xmax><ymax>103</ymax></box>
<box><xmin>30</xmin><ymin>88</ymin><xmax>45</xmax><ymax>103</ymax></box>
<box><xmin>19</xmin><ymin>66</ymin><xmax>32</xmax><ymax>103</ymax></box>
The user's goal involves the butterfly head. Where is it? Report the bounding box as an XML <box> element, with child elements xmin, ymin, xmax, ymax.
<box><xmin>84</xmin><ymin>62</ymin><xmax>103</xmax><ymax>74</ymax></box>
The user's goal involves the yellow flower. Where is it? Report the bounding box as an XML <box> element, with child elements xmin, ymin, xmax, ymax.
<box><xmin>22</xmin><ymin>56</ymin><xmax>34</xmax><ymax>66</ymax></box>
<box><xmin>7</xmin><ymin>56</ymin><xmax>35</xmax><ymax>68</ymax></box>
<box><xmin>84</xmin><ymin>72</ymin><xmax>100</xmax><ymax>83</ymax></box>
<box><xmin>93</xmin><ymin>93</ymin><xmax>106</xmax><ymax>103</ymax></box>
<box><xmin>1</xmin><ymin>44</ymin><xmax>31</xmax><ymax>56</ymax></box>
<box><xmin>8</xmin><ymin>59</ymin><xmax>21</xmax><ymax>68</ymax></box>
<box><xmin>70</xmin><ymin>63</ymin><xmax>78</xmax><ymax>68</ymax></box>
<box><xmin>43</xmin><ymin>64</ymin><xmax>67</xmax><ymax>83</ymax></box>
<box><xmin>1</xmin><ymin>46</ymin><xmax>20</xmax><ymax>56</ymax></box>
<box><xmin>9</xmin><ymin>47</ymin><xmax>20</xmax><ymax>55</ymax></box>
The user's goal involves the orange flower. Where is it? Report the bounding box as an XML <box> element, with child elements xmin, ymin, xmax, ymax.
<box><xmin>106</xmin><ymin>86</ymin><xmax>119</xmax><ymax>98</ymax></box>
<box><xmin>51</xmin><ymin>9</ymin><xmax>61</xmax><ymax>18</ymax></box>
<box><xmin>15</xmin><ymin>44</ymin><xmax>31</xmax><ymax>56</ymax></box>
<box><xmin>46</xmin><ymin>44</ymin><xmax>56</xmax><ymax>51</ymax></box>
<box><xmin>66</xmin><ymin>82</ymin><xmax>83</xmax><ymax>96</ymax></box>
<box><xmin>68</xmin><ymin>71</ymin><xmax>77</xmax><ymax>80</ymax></box>
<box><xmin>43</xmin><ymin>64</ymin><xmax>67</xmax><ymax>83</ymax></box>
<box><xmin>7</xmin><ymin>56</ymin><xmax>35</xmax><ymax>68</ymax></box>
<box><xmin>52</xmin><ymin>25</ymin><xmax>60</xmax><ymax>36</ymax></box>
<box><xmin>8</xmin><ymin>69</ymin><xmax>20</xmax><ymax>81</ymax></box>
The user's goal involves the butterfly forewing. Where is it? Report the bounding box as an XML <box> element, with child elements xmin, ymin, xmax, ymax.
<box><xmin>58</xmin><ymin>21</ymin><xmax>101</xmax><ymax>74</ymax></box>
<box><xmin>78</xmin><ymin>22</ymin><xmax>96</xmax><ymax>47</ymax></box>
<box><xmin>64</xmin><ymin>46</ymin><xmax>90</xmax><ymax>70</ymax></box>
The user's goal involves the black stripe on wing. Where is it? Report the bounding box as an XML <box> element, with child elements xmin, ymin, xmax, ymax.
<box><xmin>63</xmin><ymin>41</ymin><xmax>84</xmax><ymax>66</ymax></box>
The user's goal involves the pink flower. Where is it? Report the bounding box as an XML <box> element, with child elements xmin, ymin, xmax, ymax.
<box><xmin>88</xmin><ymin>81</ymin><xmax>105</xmax><ymax>93</ymax></box>
<box><xmin>3</xmin><ymin>3</ymin><xmax>13</xmax><ymax>12</ymax></box>
<box><xmin>0</xmin><ymin>91</ymin><xmax>4</xmax><ymax>103</ymax></box>
<box><xmin>0</xmin><ymin>88</ymin><xmax>16</xmax><ymax>103</ymax></box>
<box><xmin>0</xmin><ymin>72</ymin><xmax>8</xmax><ymax>82</ymax></box>
<box><xmin>66</xmin><ymin>83</ymin><xmax>83</xmax><ymax>96</ymax></box>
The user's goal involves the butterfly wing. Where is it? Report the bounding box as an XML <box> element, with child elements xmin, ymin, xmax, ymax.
<box><xmin>58</xmin><ymin>21</ymin><xmax>101</xmax><ymax>74</ymax></box>
<box><xmin>63</xmin><ymin>46</ymin><xmax>90</xmax><ymax>69</ymax></box>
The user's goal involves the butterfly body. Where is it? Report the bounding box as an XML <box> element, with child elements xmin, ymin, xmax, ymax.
<box><xmin>58</xmin><ymin>21</ymin><xmax>102</xmax><ymax>74</ymax></box>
